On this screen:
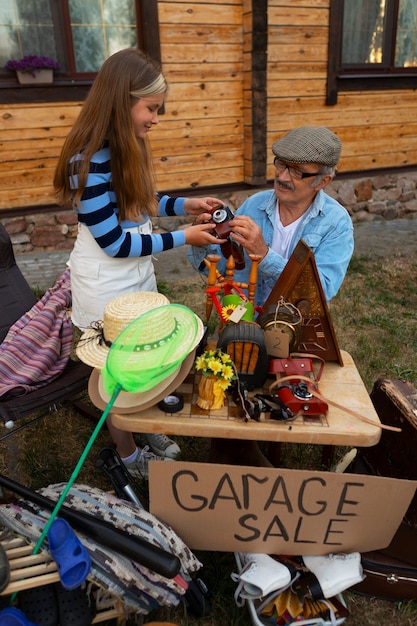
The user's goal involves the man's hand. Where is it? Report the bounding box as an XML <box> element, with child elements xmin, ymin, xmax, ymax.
<box><xmin>230</xmin><ymin>215</ymin><xmax>268</xmax><ymax>259</ymax></box>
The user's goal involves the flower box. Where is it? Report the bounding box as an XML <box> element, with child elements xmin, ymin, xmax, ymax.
<box><xmin>16</xmin><ymin>69</ymin><xmax>53</xmax><ymax>85</ymax></box>
<box><xmin>5</xmin><ymin>55</ymin><xmax>59</xmax><ymax>85</ymax></box>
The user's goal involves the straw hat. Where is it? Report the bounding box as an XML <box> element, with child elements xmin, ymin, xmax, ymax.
<box><xmin>76</xmin><ymin>292</ymin><xmax>170</xmax><ymax>369</ymax></box>
<box><xmin>101</xmin><ymin>303</ymin><xmax>203</xmax><ymax>395</ymax></box>
<box><xmin>76</xmin><ymin>291</ymin><xmax>204</xmax><ymax>411</ymax></box>
<box><xmin>88</xmin><ymin>349</ymin><xmax>195</xmax><ymax>413</ymax></box>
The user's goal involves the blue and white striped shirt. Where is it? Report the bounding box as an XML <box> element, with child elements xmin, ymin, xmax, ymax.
<box><xmin>71</xmin><ymin>145</ymin><xmax>187</xmax><ymax>258</ymax></box>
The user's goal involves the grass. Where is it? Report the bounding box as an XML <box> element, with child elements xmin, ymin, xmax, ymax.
<box><xmin>330</xmin><ymin>255</ymin><xmax>417</xmax><ymax>391</ymax></box>
<box><xmin>1</xmin><ymin>252</ymin><xmax>417</xmax><ymax>625</ymax></box>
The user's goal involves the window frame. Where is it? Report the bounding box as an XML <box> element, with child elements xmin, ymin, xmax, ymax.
<box><xmin>0</xmin><ymin>0</ymin><xmax>161</xmax><ymax>104</ymax></box>
<box><xmin>327</xmin><ymin>0</ymin><xmax>417</xmax><ymax>105</ymax></box>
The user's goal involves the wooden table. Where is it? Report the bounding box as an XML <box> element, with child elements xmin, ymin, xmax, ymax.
<box><xmin>111</xmin><ymin>351</ymin><xmax>382</xmax><ymax>448</ymax></box>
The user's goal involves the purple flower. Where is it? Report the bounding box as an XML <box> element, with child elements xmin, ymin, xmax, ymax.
<box><xmin>5</xmin><ymin>55</ymin><xmax>60</xmax><ymax>77</ymax></box>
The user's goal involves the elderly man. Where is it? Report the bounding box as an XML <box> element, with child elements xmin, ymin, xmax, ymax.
<box><xmin>190</xmin><ymin>126</ymin><xmax>354</xmax><ymax>304</ymax></box>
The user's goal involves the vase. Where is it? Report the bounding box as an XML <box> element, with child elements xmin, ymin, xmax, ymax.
<box><xmin>196</xmin><ymin>375</ymin><xmax>226</xmax><ymax>410</ymax></box>
<box><xmin>16</xmin><ymin>69</ymin><xmax>53</xmax><ymax>85</ymax></box>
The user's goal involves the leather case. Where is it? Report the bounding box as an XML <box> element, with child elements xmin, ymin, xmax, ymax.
<box><xmin>361</xmin><ymin>378</ymin><xmax>417</xmax><ymax>525</ymax></box>
<box><xmin>346</xmin><ymin>378</ymin><xmax>417</xmax><ymax>601</ymax></box>
<box><xmin>352</xmin><ymin>550</ymin><xmax>417</xmax><ymax>601</ymax></box>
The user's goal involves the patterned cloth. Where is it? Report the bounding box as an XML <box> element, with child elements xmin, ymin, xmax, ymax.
<box><xmin>0</xmin><ymin>483</ymin><xmax>202</xmax><ymax>614</ymax></box>
<box><xmin>0</xmin><ymin>268</ymin><xmax>73</xmax><ymax>399</ymax></box>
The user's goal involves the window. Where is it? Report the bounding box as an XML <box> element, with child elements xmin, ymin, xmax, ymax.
<box><xmin>0</xmin><ymin>0</ymin><xmax>160</xmax><ymax>103</ymax></box>
<box><xmin>327</xmin><ymin>0</ymin><xmax>417</xmax><ymax>104</ymax></box>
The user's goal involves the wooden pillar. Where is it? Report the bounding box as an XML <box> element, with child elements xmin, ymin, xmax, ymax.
<box><xmin>242</xmin><ymin>0</ymin><xmax>268</xmax><ymax>185</ymax></box>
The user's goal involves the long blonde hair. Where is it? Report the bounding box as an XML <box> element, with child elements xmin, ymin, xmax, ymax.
<box><xmin>54</xmin><ymin>48</ymin><xmax>167</xmax><ymax>221</ymax></box>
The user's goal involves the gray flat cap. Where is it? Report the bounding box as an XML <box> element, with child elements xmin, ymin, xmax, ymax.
<box><xmin>272</xmin><ymin>126</ymin><xmax>342</xmax><ymax>167</ymax></box>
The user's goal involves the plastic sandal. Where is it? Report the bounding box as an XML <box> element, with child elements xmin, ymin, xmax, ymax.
<box><xmin>17</xmin><ymin>584</ymin><xmax>58</xmax><ymax>626</ymax></box>
<box><xmin>47</xmin><ymin>518</ymin><xmax>91</xmax><ymax>591</ymax></box>
<box><xmin>0</xmin><ymin>607</ymin><xmax>39</xmax><ymax>625</ymax></box>
<box><xmin>55</xmin><ymin>583</ymin><xmax>96</xmax><ymax>626</ymax></box>
<box><xmin>0</xmin><ymin>543</ymin><xmax>10</xmax><ymax>592</ymax></box>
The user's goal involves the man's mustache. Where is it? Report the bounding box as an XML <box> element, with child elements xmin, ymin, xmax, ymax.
<box><xmin>275</xmin><ymin>178</ymin><xmax>294</xmax><ymax>191</ymax></box>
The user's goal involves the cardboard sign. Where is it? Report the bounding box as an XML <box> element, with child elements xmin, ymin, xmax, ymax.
<box><xmin>149</xmin><ymin>461</ymin><xmax>417</xmax><ymax>555</ymax></box>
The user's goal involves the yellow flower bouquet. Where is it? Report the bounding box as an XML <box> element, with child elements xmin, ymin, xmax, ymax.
<box><xmin>195</xmin><ymin>349</ymin><xmax>235</xmax><ymax>410</ymax></box>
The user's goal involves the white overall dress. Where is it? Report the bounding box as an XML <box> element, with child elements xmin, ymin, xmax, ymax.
<box><xmin>68</xmin><ymin>220</ymin><xmax>157</xmax><ymax>330</ymax></box>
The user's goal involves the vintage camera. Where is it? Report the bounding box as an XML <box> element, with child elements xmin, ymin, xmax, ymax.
<box><xmin>255</xmin><ymin>381</ymin><xmax>328</xmax><ymax>420</ymax></box>
<box><xmin>209</xmin><ymin>204</ymin><xmax>235</xmax><ymax>238</ymax></box>
<box><xmin>208</xmin><ymin>204</ymin><xmax>245</xmax><ymax>269</ymax></box>
<box><xmin>275</xmin><ymin>382</ymin><xmax>328</xmax><ymax>417</ymax></box>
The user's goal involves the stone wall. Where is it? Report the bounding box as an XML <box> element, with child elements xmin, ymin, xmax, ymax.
<box><xmin>3</xmin><ymin>170</ymin><xmax>417</xmax><ymax>253</ymax></box>
<box><xmin>4</xmin><ymin>211</ymin><xmax>78</xmax><ymax>254</ymax></box>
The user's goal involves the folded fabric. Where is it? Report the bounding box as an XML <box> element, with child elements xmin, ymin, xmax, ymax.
<box><xmin>0</xmin><ymin>483</ymin><xmax>202</xmax><ymax>615</ymax></box>
<box><xmin>0</xmin><ymin>268</ymin><xmax>73</xmax><ymax>399</ymax></box>
<box><xmin>47</xmin><ymin>518</ymin><xmax>91</xmax><ymax>590</ymax></box>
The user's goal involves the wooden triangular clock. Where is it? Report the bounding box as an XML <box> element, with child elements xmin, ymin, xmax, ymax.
<box><xmin>261</xmin><ymin>240</ymin><xmax>344</xmax><ymax>365</ymax></box>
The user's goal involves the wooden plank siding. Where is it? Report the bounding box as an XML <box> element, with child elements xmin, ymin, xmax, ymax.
<box><xmin>0</xmin><ymin>103</ymin><xmax>83</xmax><ymax>209</ymax></box>
<box><xmin>0</xmin><ymin>0</ymin><xmax>245</xmax><ymax>211</ymax></box>
<box><xmin>1</xmin><ymin>0</ymin><xmax>417</xmax><ymax>213</ymax></box>
<box><xmin>157</xmin><ymin>0</ymin><xmax>245</xmax><ymax>190</ymax></box>
<box><xmin>267</xmin><ymin>0</ymin><xmax>417</xmax><ymax>179</ymax></box>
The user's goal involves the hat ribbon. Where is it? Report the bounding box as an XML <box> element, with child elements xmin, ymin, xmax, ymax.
<box><xmin>78</xmin><ymin>321</ymin><xmax>112</xmax><ymax>349</ymax></box>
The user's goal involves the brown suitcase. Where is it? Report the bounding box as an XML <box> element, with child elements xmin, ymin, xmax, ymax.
<box><xmin>346</xmin><ymin>379</ymin><xmax>417</xmax><ymax>600</ymax></box>
<box><xmin>352</xmin><ymin>550</ymin><xmax>417</xmax><ymax>601</ymax></box>
<box><xmin>361</xmin><ymin>378</ymin><xmax>417</xmax><ymax>526</ymax></box>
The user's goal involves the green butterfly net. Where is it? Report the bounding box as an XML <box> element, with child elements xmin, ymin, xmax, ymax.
<box><xmin>34</xmin><ymin>304</ymin><xmax>200</xmax><ymax>554</ymax></box>
<box><xmin>101</xmin><ymin>303</ymin><xmax>199</xmax><ymax>396</ymax></box>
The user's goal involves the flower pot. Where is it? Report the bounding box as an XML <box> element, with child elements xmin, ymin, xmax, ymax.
<box><xmin>16</xmin><ymin>69</ymin><xmax>53</xmax><ymax>85</ymax></box>
<box><xmin>196</xmin><ymin>375</ymin><xmax>226</xmax><ymax>410</ymax></box>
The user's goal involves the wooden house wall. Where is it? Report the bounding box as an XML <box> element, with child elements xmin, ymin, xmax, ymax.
<box><xmin>0</xmin><ymin>0</ymin><xmax>245</xmax><ymax>212</ymax></box>
<box><xmin>151</xmin><ymin>0</ymin><xmax>244</xmax><ymax>190</ymax></box>
<box><xmin>267</xmin><ymin>0</ymin><xmax>417</xmax><ymax>180</ymax></box>
<box><xmin>1</xmin><ymin>0</ymin><xmax>417</xmax><ymax>214</ymax></box>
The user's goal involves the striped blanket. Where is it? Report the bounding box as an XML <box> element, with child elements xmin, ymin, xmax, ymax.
<box><xmin>0</xmin><ymin>483</ymin><xmax>202</xmax><ymax>614</ymax></box>
<box><xmin>0</xmin><ymin>268</ymin><xmax>73</xmax><ymax>399</ymax></box>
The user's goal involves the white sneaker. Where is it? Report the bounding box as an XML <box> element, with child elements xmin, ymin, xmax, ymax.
<box><xmin>302</xmin><ymin>552</ymin><xmax>364</xmax><ymax>598</ymax></box>
<box><xmin>143</xmin><ymin>433</ymin><xmax>180</xmax><ymax>459</ymax></box>
<box><xmin>232</xmin><ymin>553</ymin><xmax>292</xmax><ymax>605</ymax></box>
<box><xmin>124</xmin><ymin>446</ymin><xmax>173</xmax><ymax>480</ymax></box>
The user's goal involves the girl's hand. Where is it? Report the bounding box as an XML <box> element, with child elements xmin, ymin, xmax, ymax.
<box><xmin>193</xmin><ymin>212</ymin><xmax>213</xmax><ymax>225</ymax></box>
<box><xmin>183</xmin><ymin>197</ymin><xmax>222</xmax><ymax>216</ymax></box>
<box><xmin>184</xmin><ymin>222</ymin><xmax>225</xmax><ymax>246</ymax></box>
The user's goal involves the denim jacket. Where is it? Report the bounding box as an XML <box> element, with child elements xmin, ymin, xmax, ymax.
<box><xmin>188</xmin><ymin>188</ymin><xmax>354</xmax><ymax>305</ymax></box>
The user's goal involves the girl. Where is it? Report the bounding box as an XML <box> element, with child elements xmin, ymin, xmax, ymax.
<box><xmin>54</xmin><ymin>48</ymin><xmax>221</xmax><ymax>477</ymax></box>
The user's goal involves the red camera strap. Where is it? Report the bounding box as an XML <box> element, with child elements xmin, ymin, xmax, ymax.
<box><xmin>268</xmin><ymin>353</ymin><xmax>325</xmax><ymax>383</ymax></box>
<box><xmin>269</xmin><ymin>374</ymin><xmax>401</xmax><ymax>433</ymax></box>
